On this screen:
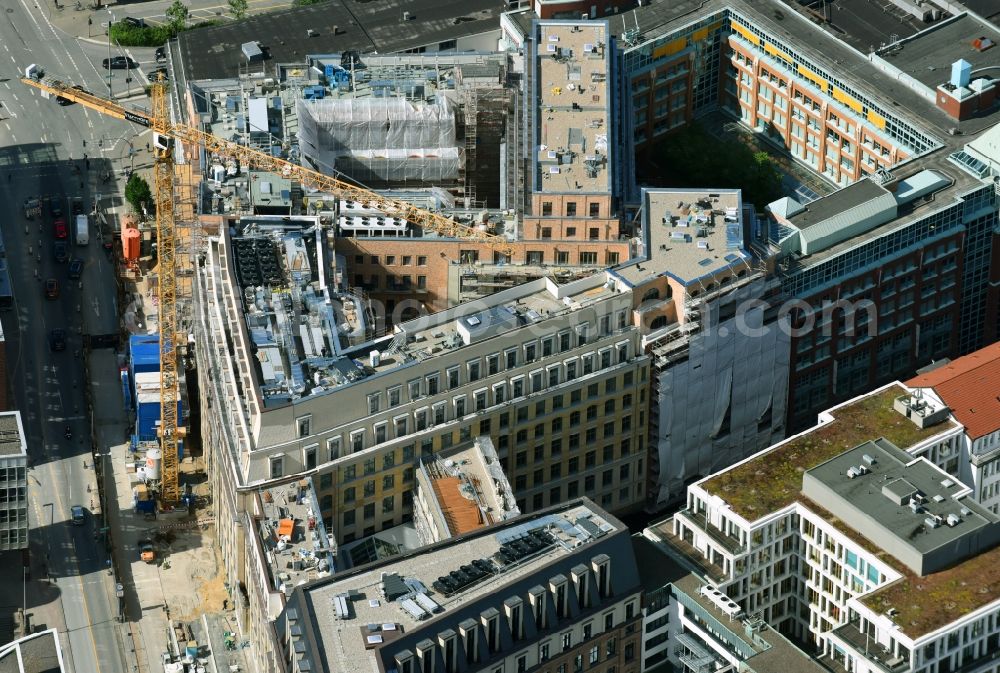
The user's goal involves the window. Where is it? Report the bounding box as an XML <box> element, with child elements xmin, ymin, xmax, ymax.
<box><xmin>580</xmin><ymin>252</ymin><xmax>597</xmax><ymax>265</ymax></box>
<box><xmin>343</xmin><ymin>510</ymin><xmax>355</xmax><ymax>527</ymax></box>
<box><xmin>505</xmin><ymin>348</ymin><xmax>518</xmax><ymax>369</ymax></box>
<box><xmin>588</xmin><ymin>645</ymin><xmax>599</xmax><ymax>665</ymax></box>
<box><xmin>327</xmin><ymin>436</ymin><xmax>342</xmax><ymax>461</ymax></box>
<box><xmin>525</xmin><ymin>342</ymin><xmax>537</xmax><ymax>362</ymax></box>
<box><xmin>418</xmin><ymin>256</ymin><xmax>427</xmax><ymax>266</ymax></box>
<box><xmin>304</xmin><ymin>445</ymin><xmax>317</xmax><ymax>470</ymax></box>
<box><xmin>589</xmin><ymin>227</ymin><xmax>599</xmax><ymax>240</ymax></box>
<box><xmin>426</xmin><ymin>374</ymin><xmax>439</xmax><ymax>396</ymax></box>
<box><xmin>393</xmin><ymin>416</ymin><xmax>407</xmax><ymax>437</ymax></box>
<box><xmin>539</xmin><ymin>642</ymin><xmax>550</xmax><ymax>662</ymax></box>
<box><xmin>487</xmin><ymin>354</ymin><xmax>500</xmax><ymax>375</ymax></box>
<box><xmin>368</xmin><ymin>393</ymin><xmax>380</xmax><ymax>414</ymax></box>
<box><xmin>408</xmin><ymin>379</ymin><xmax>421</xmax><ymax>400</ymax></box>
<box><xmin>556</xmin><ymin>251</ymin><xmax>570</xmax><ymax>264</ymax></box>
<box><xmin>447</xmin><ymin>367</ymin><xmax>460</xmax><ymax>389</ymax></box>
<box><xmin>364</xmin><ymin>503</ymin><xmax>375</xmax><ymax>519</ymax></box>
<box><xmin>297</xmin><ymin>416</ymin><xmax>311</xmax><ymax>438</ymax></box>
<box><xmin>562</xmin><ymin>632</ymin><xmax>572</xmax><ymax>652</ymax></box>
<box><xmin>269</xmin><ymin>457</ymin><xmax>283</xmax><ymax>479</ymax></box>
<box><xmin>382</xmin><ymin>495</ymin><xmax>394</xmax><ymax>514</ymax></box>
<box><xmin>542</xmin><ymin>201</ymin><xmax>553</xmax><ymax>216</ymax></box>
<box><xmin>589</xmin><ymin>202</ymin><xmax>600</xmax><ymax>217</ymax></box>
<box><xmin>566</xmin><ymin>202</ymin><xmax>577</xmax><ymax>216</ymax></box>
<box><xmin>454</xmin><ymin>396</ymin><xmax>466</xmax><ymax>417</ymax></box>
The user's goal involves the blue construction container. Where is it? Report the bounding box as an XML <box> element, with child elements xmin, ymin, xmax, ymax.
<box><xmin>129</xmin><ymin>334</ymin><xmax>160</xmax><ymax>374</ymax></box>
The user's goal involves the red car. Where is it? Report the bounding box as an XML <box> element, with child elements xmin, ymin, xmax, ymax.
<box><xmin>53</xmin><ymin>218</ymin><xmax>68</xmax><ymax>239</ymax></box>
<box><xmin>44</xmin><ymin>278</ymin><xmax>59</xmax><ymax>299</ymax></box>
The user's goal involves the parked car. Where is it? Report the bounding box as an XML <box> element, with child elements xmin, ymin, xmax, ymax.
<box><xmin>147</xmin><ymin>67</ymin><xmax>169</xmax><ymax>82</ymax></box>
<box><xmin>49</xmin><ymin>329</ymin><xmax>67</xmax><ymax>352</ymax></box>
<box><xmin>102</xmin><ymin>56</ymin><xmax>137</xmax><ymax>70</ymax></box>
<box><xmin>53</xmin><ymin>241</ymin><xmax>68</xmax><ymax>263</ymax></box>
<box><xmin>44</xmin><ymin>278</ymin><xmax>59</xmax><ymax>299</ymax></box>
<box><xmin>68</xmin><ymin>258</ymin><xmax>84</xmax><ymax>280</ymax></box>
<box><xmin>49</xmin><ymin>201</ymin><xmax>63</xmax><ymax>218</ymax></box>
<box><xmin>155</xmin><ymin>46</ymin><xmax>167</xmax><ymax>62</ymax></box>
<box><xmin>53</xmin><ymin>218</ymin><xmax>68</xmax><ymax>239</ymax></box>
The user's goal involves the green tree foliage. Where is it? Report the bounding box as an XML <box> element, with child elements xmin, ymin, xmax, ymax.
<box><xmin>165</xmin><ymin>0</ymin><xmax>190</xmax><ymax>32</ymax></box>
<box><xmin>228</xmin><ymin>0</ymin><xmax>249</xmax><ymax>19</ymax></box>
<box><xmin>639</xmin><ymin>124</ymin><xmax>785</xmax><ymax>208</ymax></box>
<box><xmin>125</xmin><ymin>173</ymin><xmax>153</xmax><ymax>215</ymax></box>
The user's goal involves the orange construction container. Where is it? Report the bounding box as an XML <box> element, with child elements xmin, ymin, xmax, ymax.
<box><xmin>123</xmin><ymin>227</ymin><xmax>141</xmax><ymax>262</ymax></box>
<box><xmin>276</xmin><ymin>518</ymin><xmax>294</xmax><ymax>540</ymax></box>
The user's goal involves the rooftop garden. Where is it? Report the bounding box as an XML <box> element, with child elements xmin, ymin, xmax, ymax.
<box><xmin>861</xmin><ymin>543</ymin><xmax>1000</xmax><ymax>638</ymax></box>
<box><xmin>702</xmin><ymin>385</ymin><xmax>955</xmax><ymax>519</ymax></box>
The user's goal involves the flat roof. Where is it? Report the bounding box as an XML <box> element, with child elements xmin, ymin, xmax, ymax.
<box><xmin>177</xmin><ymin>0</ymin><xmax>504</xmax><ymax>80</ymax></box>
<box><xmin>861</xmin><ymin>541</ymin><xmax>1000</xmax><ymax>638</ymax></box>
<box><xmin>803</xmin><ymin>439</ymin><xmax>998</xmax><ymax>569</ymax></box>
<box><xmin>672</xmin><ymin>574</ymin><xmax>830</xmax><ymax>673</ymax></box>
<box><xmin>0</xmin><ymin>413</ymin><xmax>25</xmax><ymax>457</ymax></box>
<box><xmin>786</xmin><ymin>179</ymin><xmax>892</xmax><ymax>230</ymax></box>
<box><xmin>298</xmin><ymin>500</ymin><xmax>635</xmax><ymax>673</ymax></box>
<box><xmin>700</xmin><ymin>384</ymin><xmax>958</xmax><ymax>520</ymax></box>
<box><xmin>535</xmin><ymin>21</ymin><xmax>612</xmax><ymax>194</ymax></box>
<box><xmin>618</xmin><ymin>188</ymin><xmax>749</xmax><ymax>285</ymax></box>
<box><xmin>876</xmin><ymin>13</ymin><xmax>1000</xmax><ymax>91</ymax></box>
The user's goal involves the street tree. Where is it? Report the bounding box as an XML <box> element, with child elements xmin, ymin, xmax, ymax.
<box><xmin>125</xmin><ymin>173</ymin><xmax>153</xmax><ymax>215</ymax></box>
<box><xmin>228</xmin><ymin>0</ymin><xmax>249</xmax><ymax>19</ymax></box>
<box><xmin>165</xmin><ymin>0</ymin><xmax>190</xmax><ymax>33</ymax></box>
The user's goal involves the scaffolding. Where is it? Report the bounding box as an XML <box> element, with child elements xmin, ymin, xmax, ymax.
<box><xmin>296</xmin><ymin>97</ymin><xmax>460</xmax><ymax>185</ymax></box>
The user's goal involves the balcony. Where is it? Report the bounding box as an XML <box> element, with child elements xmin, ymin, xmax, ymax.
<box><xmin>677</xmin><ymin>509</ymin><xmax>745</xmax><ymax>555</ymax></box>
<box><xmin>829</xmin><ymin>621</ymin><xmax>909</xmax><ymax>673</ymax></box>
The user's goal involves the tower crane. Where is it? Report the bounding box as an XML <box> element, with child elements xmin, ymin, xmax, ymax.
<box><xmin>23</xmin><ymin>73</ymin><xmax>516</xmax><ymax>505</ymax></box>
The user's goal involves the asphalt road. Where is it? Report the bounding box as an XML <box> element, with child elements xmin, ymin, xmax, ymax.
<box><xmin>0</xmin><ymin>0</ymin><xmax>144</xmax><ymax>671</ymax></box>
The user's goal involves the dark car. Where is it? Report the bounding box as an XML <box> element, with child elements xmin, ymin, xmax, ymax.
<box><xmin>70</xmin><ymin>505</ymin><xmax>86</xmax><ymax>526</ymax></box>
<box><xmin>147</xmin><ymin>67</ymin><xmax>169</xmax><ymax>82</ymax></box>
<box><xmin>50</xmin><ymin>201</ymin><xmax>63</xmax><ymax>218</ymax></box>
<box><xmin>49</xmin><ymin>329</ymin><xmax>67</xmax><ymax>352</ymax></box>
<box><xmin>155</xmin><ymin>46</ymin><xmax>167</xmax><ymax>62</ymax></box>
<box><xmin>71</xmin><ymin>199</ymin><xmax>84</xmax><ymax>216</ymax></box>
<box><xmin>53</xmin><ymin>218</ymin><xmax>68</xmax><ymax>239</ymax></box>
<box><xmin>53</xmin><ymin>241</ymin><xmax>68</xmax><ymax>263</ymax></box>
<box><xmin>68</xmin><ymin>258</ymin><xmax>84</xmax><ymax>280</ymax></box>
<box><xmin>121</xmin><ymin>16</ymin><xmax>146</xmax><ymax>28</ymax></box>
<box><xmin>44</xmin><ymin>278</ymin><xmax>59</xmax><ymax>299</ymax></box>
<box><xmin>102</xmin><ymin>56</ymin><xmax>137</xmax><ymax>70</ymax></box>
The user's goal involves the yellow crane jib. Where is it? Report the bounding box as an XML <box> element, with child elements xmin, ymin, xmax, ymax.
<box><xmin>21</xmin><ymin>75</ymin><xmax>516</xmax><ymax>257</ymax></box>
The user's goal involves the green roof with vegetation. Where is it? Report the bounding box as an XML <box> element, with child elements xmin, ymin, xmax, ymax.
<box><xmin>861</xmin><ymin>543</ymin><xmax>1000</xmax><ymax>638</ymax></box>
<box><xmin>702</xmin><ymin>385</ymin><xmax>955</xmax><ymax>519</ymax></box>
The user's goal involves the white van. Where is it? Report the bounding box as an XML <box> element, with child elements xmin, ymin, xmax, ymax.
<box><xmin>75</xmin><ymin>214</ymin><xmax>89</xmax><ymax>245</ymax></box>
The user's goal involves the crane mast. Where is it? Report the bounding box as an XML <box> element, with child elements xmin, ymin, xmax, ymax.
<box><xmin>149</xmin><ymin>80</ymin><xmax>182</xmax><ymax>503</ymax></box>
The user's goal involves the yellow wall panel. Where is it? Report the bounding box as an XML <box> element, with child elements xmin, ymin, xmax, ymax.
<box><xmin>730</xmin><ymin>21</ymin><xmax>760</xmax><ymax>46</ymax></box>
<box><xmin>653</xmin><ymin>37</ymin><xmax>687</xmax><ymax>60</ymax></box>
<box><xmin>833</xmin><ymin>87</ymin><xmax>863</xmax><ymax>113</ymax></box>
<box><xmin>867</xmin><ymin>109</ymin><xmax>887</xmax><ymax>130</ymax></box>
<box><xmin>764</xmin><ymin>42</ymin><xmax>791</xmax><ymax>64</ymax></box>
<box><xmin>797</xmin><ymin>64</ymin><xmax>827</xmax><ymax>92</ymax></box>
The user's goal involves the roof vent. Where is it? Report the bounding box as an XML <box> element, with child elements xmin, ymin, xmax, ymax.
<box><xmin>946</xmin><ymin>513</ymin><xmax>961</xmax><ymax>527</ymax></box>
<box><xmin>924</xmin><ymin>516</ymin><xmax>940</xmax><ymax>529</ymax></box>
<box><xmin>847</xmin><ymin>467</ymin><xmax>860</xmax><ymax>479</ymax></box>
<box><xmin>960</xmin><ymin>507</ymin><xmax>971</xmax><ymax>516</ymax></box>
<box><xmin>862</xmin><ymin>454</ymin><xmax>877</xmax><ymax>466</ymax></box>
<box><xmin>972</xmin><ymin>37</ymin><xmax>995</xmax><ymax>52</ymax></box>
<box><xmin>909</xmin><ymin>501</ymin><xmax>923</xmax><ymax>515</ymax></box>
<box><xmin>857</xmin><ymin>464</ymin><xmax>870</xmax><ymax>475</ymax></box>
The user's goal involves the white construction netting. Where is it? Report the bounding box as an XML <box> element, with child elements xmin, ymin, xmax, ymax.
<box><xmin>296</xmin><ymin>97</ymin><xmax>460</xmax><ymax>184</ymax></box>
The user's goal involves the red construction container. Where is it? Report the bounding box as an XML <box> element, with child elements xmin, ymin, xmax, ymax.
<box><xmin>123</xmin><ymin>227</ymin><xmax>141</xmax><ymax>262</ymax></box>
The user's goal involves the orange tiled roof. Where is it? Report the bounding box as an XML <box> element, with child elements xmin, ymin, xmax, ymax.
<box><xmin>908</xmin><ymin>342</ymin><xmax>1000</xmax><ymax>439</ymax></box>
<box><xmin>430</xmin><ymin>476</ymin><xmax>484</xmax><ymax>535</ymax></box>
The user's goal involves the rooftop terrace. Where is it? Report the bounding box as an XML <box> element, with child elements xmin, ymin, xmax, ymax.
<box><xmin>303</xmin><ymin>501</ymin><xmax>623</xmax><ymax>672</ymax></box>
<box><xmin>0</xmin><ymin>413</ymin><xmax>25</xmax><ymax>457</ymax></box>
<box><xmin>861</xmin><ymin>541</ymin><xmax>1000</xmax><ymax>638</ymax></box>
<box><xmin>701</xmin><ymin>384</ymin><xmax>958</xmax><ymax>520</ymax></box>
<box><xmin>617</xmin><ymin>188</ymin><xmax>750</xmax><ymax>286</ymax></box>
<box><xmin>535</xmin><ymin>21</ymin><xmax>611</xmax><ymax>194</ymax></box>
<box><xmin>258</xmin><ymin>478</ymin><xmax>334</xmax><ymax>595</ymax></box>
